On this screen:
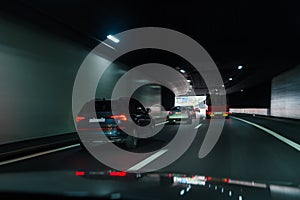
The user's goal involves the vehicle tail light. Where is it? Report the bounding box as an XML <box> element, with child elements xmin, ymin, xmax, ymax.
<box><xmin>223</xmin><ymin>178</ymin><xmax>230</xmax><ymax>183</ymax></box>
<box><xmin>76</xmin><ymin>116</ymin><xmax>85</xmax><ymax>123</ymax></box>
<box><xmin>109</xmin><ymin>171</ymin><xmax>127</xmax><ymax>177</ymax></box>
<box><xmin>169</xmin><ymin>111</ymin><xmax>173</xmax><ymax>115</ymax></box>
<box><xmin>76</xmin><ymin>171</ymin><xmax>85</xmax><ymax>176</ymax></box>
<box><xmin>225</xmin><ymin>112</ymin><xmax>230</xmax><ymax>115</ymax></box>
<box><xmin>110</xmin><ymin>114</ymin><xmax>127</xmax><ymax>121</ymax></box>
<box><xmin>206</xmin><ymin>112</ymin><xmax>212</xmax><ymax>115</ymax></box>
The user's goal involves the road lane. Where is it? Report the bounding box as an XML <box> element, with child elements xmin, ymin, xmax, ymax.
<box><xmin>0</xmin><ymin>117</ymin><xmax>299</xmax><ymax>185</ymax></box>
<box><xmin>158</xmin><ymin>118</ymin><xmax>300</xmax><ymax>185</ymax></box>
<box><xmin>232</xmin><ymin>114</ymin><xmax>300</xmax><ymax>144</ymax></box>
<box><xmin>232</xmin><ymin>116</ymin><xmax>300</xmax><ymax>151</ymax></box>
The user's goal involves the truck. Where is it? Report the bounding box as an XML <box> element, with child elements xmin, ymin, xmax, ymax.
<box><xmin>205</xmin><ymin>94</ymin><xmax>230</xmax><ymax>119</ymax></box>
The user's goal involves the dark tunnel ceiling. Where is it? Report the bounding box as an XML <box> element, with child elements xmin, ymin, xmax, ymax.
<box><xmin>7</xmin><ymin>0</ymin><xmax>300</xmax><ymax>94</ymax></box>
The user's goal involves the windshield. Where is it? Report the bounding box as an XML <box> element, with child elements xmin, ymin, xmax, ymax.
<box><xmin>0</xmin><ymin>1</ymin><xmax>300</xmax><ymax>199</ymax></box>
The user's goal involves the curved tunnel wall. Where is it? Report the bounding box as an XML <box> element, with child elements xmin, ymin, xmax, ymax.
<box><xmin>271</xmin><ymin>65</ymin><xmax>300</xmax><ymax>119</ymax></box>
<box><xmin>0</xmin><ymin>13</ymin><xmax>134</xmax><ymax>145</ymax></box>
<box><xmin>0</xmin><ymin>12</ymin><xmax>170</xmax><ymax>145</ymax></box>
<box><xmin>0</xmin><ymin>13</ymin><xmax>91</xmax><ymax>144</ymax></box>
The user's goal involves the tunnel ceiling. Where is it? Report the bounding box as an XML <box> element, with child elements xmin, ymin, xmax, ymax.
<box><xmin>4</xmin><ymin>0</ymin><xmax>300</xmax><ymax>95</ymax></box>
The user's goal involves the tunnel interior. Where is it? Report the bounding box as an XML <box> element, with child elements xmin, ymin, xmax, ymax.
<box><xmin>0</xmin><ymin>1</ymin><xmax>300</xmax><ymax>143</ymax></box>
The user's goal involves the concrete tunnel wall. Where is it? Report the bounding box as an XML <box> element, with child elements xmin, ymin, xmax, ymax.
<box><xmin>271</xmin><ymin>65</ymin><xmax>300</xmax><ymax>119</ymax></box>
<box><xmin>0</xmin><ymin>13</ymin><xmax>163</xmax><ymax>145</ymax></box>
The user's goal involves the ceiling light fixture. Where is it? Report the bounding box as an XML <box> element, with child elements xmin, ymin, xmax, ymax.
<box><xmin>107</xmin><ymin>35</ymin><xmax>120</xmax><ymax>43</ymax></box>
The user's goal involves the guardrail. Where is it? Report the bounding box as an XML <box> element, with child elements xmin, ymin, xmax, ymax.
<box><xmin>0</xmin><ymin>133</ymin><xmax>79</xmax><ymax>161</ymax></box>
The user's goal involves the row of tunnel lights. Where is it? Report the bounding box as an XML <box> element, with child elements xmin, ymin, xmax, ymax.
<box><xmin>229</xmin><ymin>65</ymin><xmax>244</xmax><ymax>92</ymax></box>
<box><xmin>107</xmin><ymin>34</ymin><xmax>245</xmax><ymax>93</ymax></box>
<box><xmin>178</xmin><ymin>65</ymin><xmax>244</xmax><ymax>93</ymax></box>
<box><xmin>107</xmin><ymin>34</ymin><xmax>194</xmax><ymax>93</ymax></box>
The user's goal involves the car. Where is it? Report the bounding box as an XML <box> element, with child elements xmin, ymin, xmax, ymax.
<box><xmin>76</xmin><ymin>97</ymin><xmax>154</xmax><ymax>149</ymax></box>
<box><xmin>184</xmin><ymin>106</ymin><xmax>196</xmax><ymax>119</ymax></box>
<box><xmin>167</xmin><ymin>106</ymin><xmax>193</xmax><ymax>124</ymax></box>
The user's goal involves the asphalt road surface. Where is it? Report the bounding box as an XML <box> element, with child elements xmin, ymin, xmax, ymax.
<box><xmin>0</xmin><ymin>114</ymin><xmax>299</xmax><ymax>186</ymax></box>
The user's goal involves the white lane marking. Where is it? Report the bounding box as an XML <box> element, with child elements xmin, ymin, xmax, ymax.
<box><xmin>194</xmin><ymin>123</ymin><xmax>203</xmax><ymax>129</ymax></box>
<box><xmin>0</xmin><ymin>143</ymin><xmax>80</xmax><ymax>166</ymax></box>
<box><xmin>232</xmin><ymin>116</ymin><xmax>300</xmax><ymax>152</ymax></box>
<box><xmin>127</xmin><ymin>149</ymin><xmax>168</xmax><ymax>171</ymax></box>
<box><xmin>92</xmin><ymin>140</ymin><xmax>113</xmax><ymax>143</ymax></box>
<box><xmin>155</xmin><ymin>121</ymin><xmax>169</xmax><ymax>126</ymax></box>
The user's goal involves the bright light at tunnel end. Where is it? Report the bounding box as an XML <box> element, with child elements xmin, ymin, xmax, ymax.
<box><xmin>107</xmin><ymin>34</ymin><xmax>120</xmax><ymax>43</ymax></box>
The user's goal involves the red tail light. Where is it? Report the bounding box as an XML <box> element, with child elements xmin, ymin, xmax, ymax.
<box><xmin>110</xmin><ymin>114</ymin><xmax>127</xmax><ymax>121</ymax></box>
<box><xmin>169</xmin><ymin>111</ymin><xmax>173</xmax><ymax>115</ymax></box>
<box><xmin>76</xmin><ymin>116</ymin><xmax>85</xmax><ymax>123</ymax></box>
<box><xmin>109</xmin><ymin>171</ymin><xmax>127</xmax><ymax>177</ymax></box>
<box><xmin>223</xmin><ymin>178</ymin><xmax>230</xmax><ymax>183</ymax></box>
<box><xmin>76</xmin><ymin>171</ymin><xmax>85</xmax><ymax>176</ymax></box>
<box><xmin>206</xmin><ymin>176</ymin><xmax>212</xmax><ymax>181</ymax></box>
<box><xmin>206</xmin><ymin>112</ymin><xmax>212</xmax><ymax>115</ymax></box>
<box><xmin>225</xmin><ymin>112</ymin><xmax>230</xmax><ymax>115</ymax></box>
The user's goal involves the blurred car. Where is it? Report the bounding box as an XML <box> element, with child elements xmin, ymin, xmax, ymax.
<box><xmin>167</xmin><ymin>106</ymin><xmax>193</xmax><ymax>124</ymax></box>
<box><xmin>76</xmin><ymin>97</ymin><xmax>154</xmax><ymax>149</ymax></box>
<box><xmin>184</xmin><ymin>106</ymin><xmax>196</xmax><ymax>119</ymax></box>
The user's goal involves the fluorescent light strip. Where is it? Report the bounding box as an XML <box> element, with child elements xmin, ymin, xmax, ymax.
<box><xmin>107</xmin><ymin>35</ymin><xmax>120</xmax><ymax>43</ymax></box>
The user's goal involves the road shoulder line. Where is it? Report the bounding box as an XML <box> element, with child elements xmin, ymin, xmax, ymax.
<box><xmin>232</xmin><ymin>116</ymin><xmax>300</xmax><ymax>152</ymax></box>
<box><xmin>0</xmin><ymin>144</ymin><xmax>80</xmax><ymax>166</ymax></box>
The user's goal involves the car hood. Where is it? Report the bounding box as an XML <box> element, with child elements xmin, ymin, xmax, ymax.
<box><xmin>0</xmin><ymin>169</ymin><xmax>299</xmax><ymax>199</ymax></box>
